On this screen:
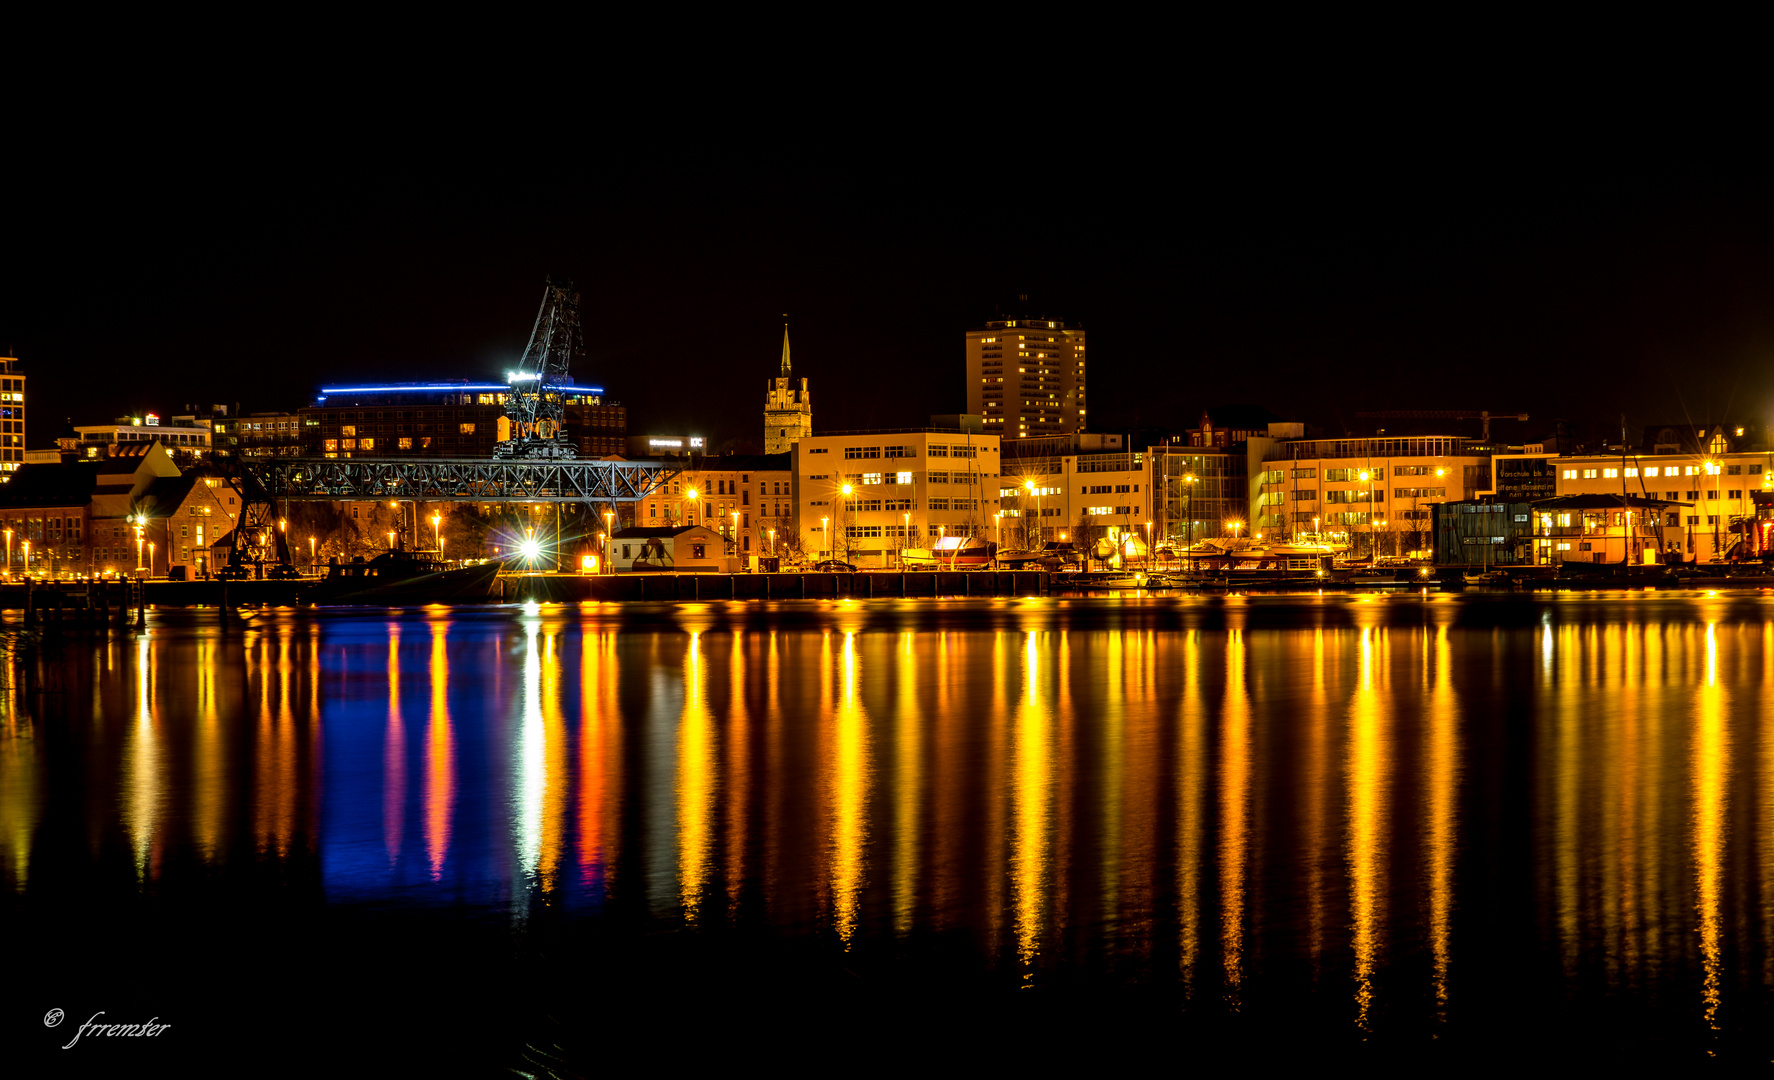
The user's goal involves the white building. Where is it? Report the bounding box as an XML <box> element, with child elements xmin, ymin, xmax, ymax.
<box><xmin>793</xmin><ymin>428</ymin><xmax>1001</xmax><ymax>567</ymax></box>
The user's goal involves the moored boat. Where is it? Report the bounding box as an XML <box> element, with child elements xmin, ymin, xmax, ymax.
<box><xmin>310</xmin><ymin>550</ymin><xmax>504</xmax><ymax>605</ymax></box>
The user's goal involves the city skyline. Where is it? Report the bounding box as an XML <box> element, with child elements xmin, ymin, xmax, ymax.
<box><xmin>6</xmin><ymin>144</ymin><xmax>1774</xmax><ymax>451</ymax></box>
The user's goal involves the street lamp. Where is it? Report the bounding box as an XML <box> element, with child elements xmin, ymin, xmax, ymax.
<box><xmin>1182</xmin><ymin>474</ymin><xmax>1197</xmax><ymax>575</ymax></box>
<box><xmin>132</xmin><ymin>514</ymin><xmax>145</xmax><ymax>571</ymax></box>
<box><xmin>732</xmin><ymin>510</ymin><xmax>741</xmax><ymax>559</ymax></box>
<box><xmin>1228</xmin><ymin>519</ymin><xmax>1243</xmax><ymax>543</ymax></box>
<box><xmin>388</xmin><ymin>530</ymin><xmax>396</xmax><ymax>551</ymax></box>
<box><xmin>432</xmin><ymin>513</ymin><xmax>442</xmax><ymax>555</ymax></box>
<box><xmin>148</xmin><ymin>541</ymin><xmax>155</xmax><ymax>578</ymax></box>
<box><xmin>840</xmin><ymin>483</ymin><xmax>853</xmax><ymax>565</ymax></box>
<box><xmin>1024</xmin><ymin>478</ymin><xmax>1038</xmax><ymax>550</ymax></box>
<box><xmin>309</xmin><ymin>535</ymin><xmax>317</xmax><ymax>575</ymax></box>
<box><xmin>1358</xmin><ymin>469</ymin><xmax>1374</xmax><ymax>560</ymax></box>
<box><xmin>22</xmin><ymin>540</ymin><xmax>29</xmax><ymax>576</ymax></box>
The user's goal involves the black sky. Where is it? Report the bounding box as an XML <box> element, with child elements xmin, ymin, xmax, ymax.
<box><xmin>7</xmin><ymin>81</ymin><xmax>1772</xmax><ymax>452</ymax></box>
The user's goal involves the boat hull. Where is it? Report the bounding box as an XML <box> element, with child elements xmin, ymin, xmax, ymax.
<box><xmin>310</xmin><ymin>560</ymin><xmax>504</xmax><ymax>605</ymax></box>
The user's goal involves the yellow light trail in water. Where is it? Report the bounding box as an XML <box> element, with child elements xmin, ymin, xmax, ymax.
<box><xmin>829</xmin><ymin>631</ymin><xmax>871</xmax><ymax>949</ymax></box>
<box><xmin>894</xmin><ymin>630</ymin><xmax>919</xmax><ymax>936</ymax></box>
<box><xmin>1013</xmin><ymin>630</ymin><xmax>1050</xmax><ymax>982</ymax></box>
<box><xmin>1220</xmin><ymin>627</ymin><xmax>1250</xmax><ymax>1005</ymax></box>
<box><xmin>124</xmin><ymin>635</ymin><xmax>160</xmax><ymax>882</ymax></box>
<box><xmin>1694</xmin><ymin>621</ymin><xmax>1728</xmax><ymax>1047</ymax></box>
<box><xmin>426</xmin><ymin>623</ymin><xmax>453</xmax><ymax>881</ymax></box>
<box><xmin>384</xmin><ymin>629</ymin><xmax>405</xmax><ymax>868</ymax></box>
<box><xmin>677</xmin><ymin>631</ymin><xmax>713</xmax><ymax>921</ymax></box>
<box><xmin>1427</xmin><ymin>623</ymin><xmax>1459</xmax><ymax>1021</ymax></box>
<box><xmin>1347</xmin><ymin>624</ymin><xmax>1387</xmax><ymax>1033</ymax></box>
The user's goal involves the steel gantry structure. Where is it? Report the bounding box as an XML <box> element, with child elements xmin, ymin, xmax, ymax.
<box><xmin>244</xmin><ymin>456</ymin><xmax>678</xmax><ymax>503</ymax></box>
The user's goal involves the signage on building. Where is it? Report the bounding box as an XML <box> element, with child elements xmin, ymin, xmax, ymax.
<box><xmin>145</xmin><ymin>413</ymin><xmax>160</xmax><ymax>426</ymax></box>
<box><xmin>647</xmin><ymin>437</ymin><xmax>705</xmax><ymax>449</ymax></box>
<box><xmin>1496</xmin><ymin>456</ymin><xmax>1554</xmax><ymax>499</ymax></box>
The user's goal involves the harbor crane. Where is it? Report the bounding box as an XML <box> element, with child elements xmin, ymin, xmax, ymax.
<box><xmin>1354</xmin><ymin>410</ymin><xmax>1529</xmax><ymax>443</ymax></box>
<box><xmin>495</xmin><ymin>278</ymin><xmax>584</xmax><ymax>460</ymax></box>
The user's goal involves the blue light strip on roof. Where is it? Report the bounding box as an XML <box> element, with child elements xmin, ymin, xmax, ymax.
<box><xmin>319</xmin><ymin>384</ymin><xmax>514</xmax><ymax>394</ymax></box>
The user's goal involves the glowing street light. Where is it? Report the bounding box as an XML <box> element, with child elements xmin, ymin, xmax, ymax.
<box><xmin>839</xmin><ymin>483</ymin><xmax>853</xmax><ymax>565</ymax></box>
<box><xmin>387</xmin><ymin>530</ymin><xmax>396</xmax><ymax>550</ymax></box>
<box><xmin>148</xmin><ymin>541</ymin><xmax>156</xmax><ymax>577</ymax></box>
<box><xmin>520</xmin><ymin>526</ymin><xmax>540</xmax><ymax>565</ymax></box>
<box><xmin>432</xmin><ymin>513</ymin><xmax>442</xmax><ymax>554</ymax></box>
<box><xmin>1182</xmin><ymin>474</ymin><xmax>1197</xmax><ymax>575</ymax></box>
<box><xmin>1144</xmin><ymin>520</ymin><xmax>1152</xmax><ymax>570</ymax></box>
<box><xmin>309</xmin><ymin>535</ymin><xmax>317</xmax><ymax>573</ymax></box>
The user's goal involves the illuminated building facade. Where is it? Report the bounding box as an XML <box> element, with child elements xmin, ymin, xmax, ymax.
<box><xmin>0</xmin><ymin>442</ymin><xmax>240</xmax><ymax>577</ymax></box>
<box><xmin>0</xmin><ymin>356</ymin><xmax>24</xmax><ymax>474</ymax></box>
<box><xmin>966</xmin><ymin>316</ymin><xmax>1085</xmax><ymax>439</ymax></box>
<box><xmin>72</xmin><ymin>414</ymin><xmax>211</xmax><ymax>465</ymax></box>
<box><xmin>1001</xmin><ymin>433</ymin><xmax>1144</xmax><ymax>549</ymax></box>
<box><xmin>793</xmin><ymin>428</ymin><xmax>1001</xmax><ymax>567</ymax></box>
<box><xmin>763</xmin><ymin>326</ymin><xmax>811</xmax><ymax>455</ymax></box>
<box><xmin>1515</xmin><ymin>422</ymin><xmax>1773</xmax><ymax>561</ymax></box>
<box><xmin>300</xmin><ymin>380</ymin><xmax>625</xmax><ymax>459</ymax></box>
<box><xmin>1256</xmin><ymin>434</ymin><xmax>1487</xmax><ymax>556</ymax></box>
<box><xmin>634</xmin><ymin>454</ymin><xmax>792</xmax><ymax>560</ymax></box>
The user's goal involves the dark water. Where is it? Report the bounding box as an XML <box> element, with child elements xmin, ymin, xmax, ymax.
<box><xmin>5</xmin><ymin>592</ymin><xmax>1774</xmax><ymax>1072</ymax></box>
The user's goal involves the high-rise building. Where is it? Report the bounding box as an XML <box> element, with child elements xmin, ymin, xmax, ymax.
<box><xmin>966</xmin><ymin>315</ymin><xmax>1085</xmax><ymax>440</ymax></box>
<box><xmin>763</xmin><ymin>325</ymin><xmax>811</xmax><ymax>454</ymax></box>
<box><xmin>0</xmin><ymin>355</ymin><xmax>26</xmax><ymax>475</ymax></box>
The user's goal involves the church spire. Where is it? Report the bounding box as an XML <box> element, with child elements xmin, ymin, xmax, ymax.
<box><xmin>780</xmin><ymin>316</ymin><xmax>791</xmax><ymax>378</ymax></box>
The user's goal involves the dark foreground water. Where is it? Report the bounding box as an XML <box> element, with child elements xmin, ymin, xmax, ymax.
<box><xmin>4</xmin><ymin>592</ymin><xmax>1774</xmax><ymax>1073</ymax></box>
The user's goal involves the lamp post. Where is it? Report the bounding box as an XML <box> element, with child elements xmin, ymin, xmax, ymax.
<box><xmin>1228</xmin><ymin>519</ymin><xmax>1243</xmax><ymax>544</ymax></box>
<box><xmin>732</xmin><ymin>510</ymin><xmax>741</xmax><ymax>561</ymax></box>
<box><xmin>148</xmin><ymin>542</ymin><xmax>156</xmax><ymax>578</ymax></box>
<box><xmin>432</xmin><ymin>513</ymin><xmax>442</xmax><ymax>556</ymax></box>
<box><xmin>1183</xmin><ymin>474</ymin><xmax>1197</xmax><ymax>575</ymax></box>
<box><xmin>839</xmin><ymin>483</ymin><xmax>853</xmax><ymax>565</ymax></box>
<box><xmin>309</xmin><ymin>535</ymin><xmax>317</xmax><ymax>575</ymax></box>
<box><xmin>22</xmin><ymin>540</ymin><xmax>29</xmax><ymax>577</ymax></box>
<box><xmin>1358</xmin><ymin>469</ymin><xmax>1373</xmax><ymax>560</ymax></box>
<box><xmin>1024</xmin><ymin>479</ymin><xmax>1039</xmax><ymax>550</ymax></box>
<box><xmin>388</xmin><ymin>530</ymin><xmax>396</xmax><ymax>551</ymax></box>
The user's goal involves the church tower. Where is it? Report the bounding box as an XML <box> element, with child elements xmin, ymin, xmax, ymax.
<box><xmin>763</xmin><ymin>322</ymin><xmax>811</xmax><ymax>454</ymax></box>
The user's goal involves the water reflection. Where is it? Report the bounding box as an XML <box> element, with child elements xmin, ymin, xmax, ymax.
<box><xmin>8</xmin><ymin>594</ymin><xmax>1774</xmax><ymax>1051</ymax></box>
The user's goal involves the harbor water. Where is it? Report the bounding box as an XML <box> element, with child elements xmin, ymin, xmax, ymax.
<box><xmin>4</xmin><ymin>591</ymin><xmax>1773</xmax><ymax>1070</ymax></box>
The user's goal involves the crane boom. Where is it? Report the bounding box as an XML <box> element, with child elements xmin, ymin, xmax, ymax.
<box><xmin>1354</xmin><ymin>410</ymin><xmax>1528</xmax><ymax>442</ymax></box>
<box><xmin>495</xmin><ymin>279</ymin><xmax>583</xmax><ymax>460</ymax></box>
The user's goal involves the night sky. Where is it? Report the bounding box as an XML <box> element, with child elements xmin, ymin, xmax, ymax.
<box><xmin>7</xmin><ymin>100</ymin><xmax>1772</xmax><ymax>452</ymax></box>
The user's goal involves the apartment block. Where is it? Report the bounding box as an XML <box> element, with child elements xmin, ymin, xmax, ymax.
<box><xmin>966</xmin><ymin>316</ymin><xmax>1084</xmax><ymax>439</ymax></box>
<box><xmin>794</xmin><ymin>429</ymin><xmax>1001</xmax><ymax>567</ymax></box>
